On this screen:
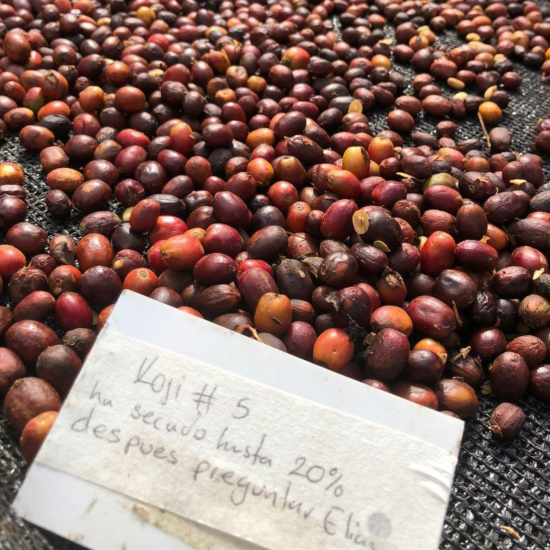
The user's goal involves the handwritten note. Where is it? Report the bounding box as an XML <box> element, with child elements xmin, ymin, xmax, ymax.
<box><xmin>17</xmin><ymin>291</ymin><xmax>463</xmax><ymax>550</ymax></box>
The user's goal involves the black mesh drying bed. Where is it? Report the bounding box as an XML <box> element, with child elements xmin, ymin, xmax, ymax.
<box><xmin>1</xmin><ymin>14</ymin><xmax>550</xmax><ymax>550</ymax></box>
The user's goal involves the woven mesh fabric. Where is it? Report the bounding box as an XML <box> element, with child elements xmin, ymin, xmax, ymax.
<box><xmin>1</xmin><ymin>12</ymin><xmax>550</xmax><ymax>550</ymax></box>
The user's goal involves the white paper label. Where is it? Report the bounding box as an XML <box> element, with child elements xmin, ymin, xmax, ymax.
<box><xmin>36</xmin><ymin>327</ymin><xmax>459</xmax><ymax>550</ymax></box>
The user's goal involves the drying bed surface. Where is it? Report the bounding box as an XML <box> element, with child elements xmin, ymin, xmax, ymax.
<box><xmin>1</xmin><ymin>15</ymin><xmax>550</xmax><ymax>550</ymax></box>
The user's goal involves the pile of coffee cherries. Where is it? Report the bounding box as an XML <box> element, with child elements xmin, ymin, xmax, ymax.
<box><xmin>1</xmin><ymin>0</ymin><xmax>550</xmax><ymax>461</ymax></box>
